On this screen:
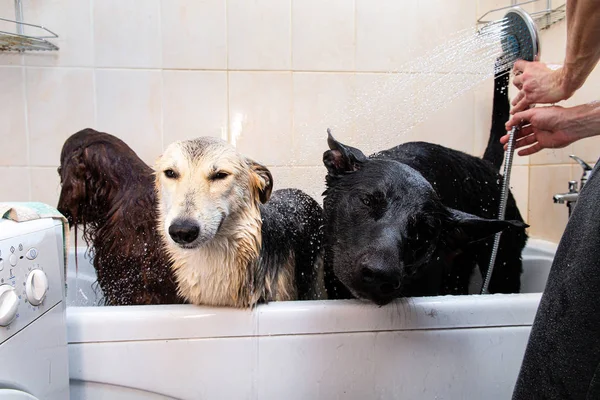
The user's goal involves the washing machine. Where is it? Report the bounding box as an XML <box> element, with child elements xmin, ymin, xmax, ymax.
<box><xmin>0</xmin><ymin>218</ymin><xmax>69</xmax><ymax>399</ymax></box>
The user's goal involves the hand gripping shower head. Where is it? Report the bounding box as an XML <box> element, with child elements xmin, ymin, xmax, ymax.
<box><xmin>481</xmin><ymin>7</ymin><xmax>540</xmax><ymax>295</ymax></box>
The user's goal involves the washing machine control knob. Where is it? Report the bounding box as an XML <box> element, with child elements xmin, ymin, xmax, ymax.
<box><xmin>25</xmin><ymin>269</ymin><xmax>48</xmax><ymax>306</ymax></box>
<box><xmin>0</xmin><ymin>284</ymin><xmax>19</xmax><ymax>326</ymax></box>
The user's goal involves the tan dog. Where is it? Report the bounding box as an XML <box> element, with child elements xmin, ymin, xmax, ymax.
<box><xmin>155</xmin><ymin>137</ymin><xmax>326</xmax><ymax>308</ymax></box>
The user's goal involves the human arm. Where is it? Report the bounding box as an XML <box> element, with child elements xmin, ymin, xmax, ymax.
<box><xmin>501</xmin><ymin>101</ymin><xmax>600</xmax><ymax>156</ymax></box>
<box><xmin>510</xmin><ymin>0</ymin><xmax>600</xmax><ymax>113</ymax></box>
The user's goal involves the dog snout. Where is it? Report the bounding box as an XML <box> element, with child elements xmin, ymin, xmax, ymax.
<box><xmin>358</xmin><ymin>256</ymin><xmax>401</xmax><ymax>296</ymax></box>
<box><xmin>168</xmin><ymin>219</ymin><xmax>200</xmax><ymax>245</ymax></box>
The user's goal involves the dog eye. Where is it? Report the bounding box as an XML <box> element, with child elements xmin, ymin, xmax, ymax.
<box><xmin>164</xmin><ymin>169</ymin><xmax>178</xmax><ymax>179</ymax></box>
<box><xmin>361</xmin><ymin>197</ymin><xmax>371</xmax><ymax>206</ymax></box>
<box><xmin>210</xmin><ymin>171</ymin><xmax>230</xmax><ymax>181</ymax></box>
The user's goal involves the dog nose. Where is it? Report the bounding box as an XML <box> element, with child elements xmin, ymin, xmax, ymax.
<box><xmin>359</xmin><ymin>262</ymin><xmax>401</xmax><ymax>296</ymax></box>
<box><xmin>168</xmin><ymin>219</ymin><xmax>200</xmax><ymax>245</ymax></box>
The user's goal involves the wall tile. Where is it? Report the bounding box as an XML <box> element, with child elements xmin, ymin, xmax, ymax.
<box><xmin>30</xmin><ymin>166</ymin><xmax>60</xmax><ymax>206</ymax></box>
<box><xmin>411</xmin><ymin>74</ymin><xmax>475</xmax><ymax>155</ymax></box>
<box><xmin>510</xmin><ymin>165</ymin><xmax>529</xmax><ymax>223</ymax></box>
<box><xmin>353</xmin><ymin>72</ymin><xmax>417</xmax><ymax>155</ymax></box>
<box><xmin>162</xmin><ymin>70</ymin><xmax>228</xmax><ymax>145</ymax></box>
<box><xmin>268</xmin><ymin>166</ymin><xmax>326</xmax><ymax>204</ymax></box>
<box><xmin>95</xmin><ymin>69</ymin><xmax>163</xmax><ymax>165</ymax></box>
<box><xmin>22</xmin><ymin>0</ymin><xmax>93</xmax><ymax>67</ymax></box>
<box><xmin>0</xmin><ymin>167</ymin><xmax>30</xmax><ymax>201</ymax></box>
<box><xmin>0</xmin><ymin>67</ymin><xmax>27</xmax><ymax>166</ymax></box>
<box><xmin>93</xmin><ymin>0</ymin><xmax>161</xmax><ymax>68</ymax></box>
<box><xmin>538</xmin><ymin>19</ymin><xmax>566</xmax><ymax>64</ymax></box>
<box><xmin>227</xmin><ymin>0</ymin><xmax>291</xmax><ymax>70</ymax></box>
<box><xmin>292</xmin><ymin>0</ymin><xmax>355</xmax><ymax>72</ymax></box>
<box><xmin>355</xmin><ymin>0</ymin><xmax>418</xmax><ymax>72</ymax></box>
<box><xmin>528</xmin><ymin>165</ymin><xmax>571</xmax><ymax>243</ymax></box>
<box><xmin>161</xmin><ymin>0</ymin><xmax>226</xmax><ymax>69</ymax></box>
<box><xmin>292</xmin><ymin>72</ymin><xmax>355</xmax><ymax>165</ymax></box>
<box><xmin>26</xmin><ymin>67</ymin><xmax>95</xmax><ymax>166</ymax></box>
<box><xmin>228</xmin><ymin>72</ymin><xmax>292</xmax><ymax>165</ymax></box>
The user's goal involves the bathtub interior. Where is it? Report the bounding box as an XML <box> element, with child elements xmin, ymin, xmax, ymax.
<box><xmin>65</xmin><ymin>239</ymin><xmax>557</xmax><ymax>399</ymax></box>
<box><xmin>66</xmin><ymin>238</ymin><xmax>557</xmax><ymax>308</ymax></box>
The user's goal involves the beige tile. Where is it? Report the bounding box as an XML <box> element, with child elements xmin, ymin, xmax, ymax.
<box><xmin>538</xmin><ymin>19</ymin><xmax>566</xmax><ymax>65</ymax></box>
<box><xmin>353</xmin><ymin>72</ymin><xmax>417</xmax><ymax>155</ymax></box>
<box><xmin>30</xmin><ymin>167</ymin><xmax>61</xmax><ymax>207</ymax></box>
<box><xmin>0</xmin><ymin>167</ymin><xmax>30</xmax><ymax>201</ymax></box>
<box><xmin>26</xmin><ymin>67</ymin><xmax>95</xmax><ymax>167</ymax></box>
<box><xmin>22</xmin><ymin>0</ymin><xmax>93</xmax><ymax>67</ymax></box>
<box><xmin>95</xmin><ymin>69</ymin><xmax>163</xmax><ymax>165</ymax></box>
<box><xmin>228</xmin><ymin>72</ymin><xmax>293</xmax><ymax>165</ymax></box>
<box><xmin>410</xmin><ymin>75</ymin><xmax>475</xmax><ymax>155</ymax></box>
<box><xmin>292</xmin><ymin>0</ymin><xmax>355</xmax><ymax>72</ymax></box>
<box><xmin>0</xmin><ymin>67</ymin><xmax>27</xmax><ymax>166</ymax></box>
<box><xmin>509</xmin><ymin>165</ymin><xmax>529</xmax><ymax>223</ymax></box>
<box><xmin>527</xmin><ymin>165</ymin><xmax>571</xmax><ymax>243</ymax></box>
<box><xmin>268</xmin><ymin>166</ymin><xmax>326</xmax><ymax>205</ymax></box>
<box><xmin>93</xmin><ymin>0</ymin><xmax>161</xmax><ymax>68</ymax></box>
<box><xmin>404</xmin><ymin>0</ymin><xmax>477</xmax><ymax>73</ymax></box>
<box><xmin>161</xmin><ymin>0</ymin><xmax>226</xmax><ymax>69</ymax></box>
<box><xmin>292</xmin><ymin>72</ymin><xmax>356</xmax><ymax>165</ymax></box>
<box><xmin>162</xmin><ymin>70</ymin><xmax>228</xmax><ymax>146</ymax></box>
<box><xmin>355</xmin><ymin>0</ymin><xmax>419</xmax><ymax>72</ymax></box>
<box><xmin>227</xmin><ymin>0</ymin><xmax>291</xmax><ymax>70</ymax></box>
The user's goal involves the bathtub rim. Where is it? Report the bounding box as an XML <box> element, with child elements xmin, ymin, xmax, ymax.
<box><xmin>66</xmin><ymin>238</ymin><xmax>556</xmax><ymax>344</ymax></box>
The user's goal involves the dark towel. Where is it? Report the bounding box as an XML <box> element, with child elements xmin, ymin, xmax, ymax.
<box><xmin>513</xmin><ymin>156</ymin><xmax>600</xmax><ymax>400</ymax></box>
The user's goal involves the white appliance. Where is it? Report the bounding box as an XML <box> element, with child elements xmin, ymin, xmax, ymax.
<box><xmin>0</xmin><ymin>218</ymin><xmax>69</xmax><ymax>400</ymax></box>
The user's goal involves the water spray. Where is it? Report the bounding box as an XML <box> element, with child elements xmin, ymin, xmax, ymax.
<box><xmin>481</xmin><ymin>6</ymin><xmax>540</xmax><ymax>295</ymax></box>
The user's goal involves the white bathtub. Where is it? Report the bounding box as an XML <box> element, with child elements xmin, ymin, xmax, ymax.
<box><xmin>66</xmin><ymin>239</ymin><xmax>557</xmax><ymax>400</ymax></box>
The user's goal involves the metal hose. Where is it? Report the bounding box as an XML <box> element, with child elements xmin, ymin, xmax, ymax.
<box><xmin>481</xmin><ymin>125</ymin><xmax>519</xmax><ymax>294</ymax></box>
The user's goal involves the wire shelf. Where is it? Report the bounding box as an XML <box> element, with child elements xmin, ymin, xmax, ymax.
<box><xmin>0</xmin><ymin>0</ymin><xmax>59</xmax><ymax>52</ymax></box>
<box><xmin>478</xmin><ymin>0</ymin><xmax>566</xmax><ymax>31</ymax></box>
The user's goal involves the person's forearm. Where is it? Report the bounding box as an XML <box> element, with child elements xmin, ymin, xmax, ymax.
<box><xmin>566</xmin><ymin>101</ymin><xmax>600</xmax><ymax>141</ymax></box>
<box><xmin>561</xmin><ymin>0</ymin><xmax>600</xmax><ymax>95</ymax></box>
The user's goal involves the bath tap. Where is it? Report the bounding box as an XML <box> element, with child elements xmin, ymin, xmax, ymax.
<box><xmin>553</xmin><ymin>155</ymin><xmax>594</xmax><ymax>218</ymax></box>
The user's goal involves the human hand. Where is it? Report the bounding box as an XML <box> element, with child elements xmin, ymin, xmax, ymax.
<box><xmin>501</xmin><ymin>106</ymin><xmax>581</xmax><ymax>156</ymax></box>
<box><xmin>510</xmin><ymin>61</ymin><xmax>573</xmax><ymax>114</ymax></box>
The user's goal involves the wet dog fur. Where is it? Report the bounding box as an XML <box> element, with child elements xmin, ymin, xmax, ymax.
<box><xmin>57</xmin><ymin>129</ymin><xmax>183</xmax><ymax>305</ymax></box>
<box><xmin>155</xmin><ymin>137</ymin><xmax>325</xmax><ymax>308</ymax></box>
<box><xmin>322</xmin><ymin>64</ymin><xmax>528</xmax><ymax>305</ymax></box>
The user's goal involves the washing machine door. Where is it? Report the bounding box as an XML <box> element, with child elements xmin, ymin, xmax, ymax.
<box><xmin>0</xmin><ymin>389</ymin><xmax>39</xmax><ymax>399</ymax></box>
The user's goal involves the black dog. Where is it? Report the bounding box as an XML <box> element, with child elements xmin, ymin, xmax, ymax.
<box><xmin>322</xmin><ymin>67</ymin><xmax>528</xmax><ymax>305</ymax></box>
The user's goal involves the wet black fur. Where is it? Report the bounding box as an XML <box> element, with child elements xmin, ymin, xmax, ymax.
<box><xmin>322</xmin><ymin>66</ymin><xmax>529</xmax><ymax>305</ymax></box>
<box><xmin>257</xmin><ymin>188</ymin><xmax>324</xmax><ymax>301</ymax></box>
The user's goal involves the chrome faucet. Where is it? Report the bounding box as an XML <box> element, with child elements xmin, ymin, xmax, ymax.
<box><xmin>553</xmin><ymin>155</ymin><xmax>594</xmax><ymax>218</ymax></box>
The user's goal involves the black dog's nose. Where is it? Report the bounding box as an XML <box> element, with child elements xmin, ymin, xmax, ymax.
<box><xmin>169</xmin><ymin>219</ymin><xmax>200</xmax><ymax>245</ymax></box>
<box><xmin>360</xmin><ymin>263</ymin><xmax>401</xmax><ymax>295</ymax></box>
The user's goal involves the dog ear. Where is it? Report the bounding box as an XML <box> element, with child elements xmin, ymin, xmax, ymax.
<box><xmin>323</xmin><ymin>128</ymin><xmax>368</xmax><ymax>177</ymax></box>
<box><xmin>443</xmin><ymin>207</ymin><xmax>528</xmax><ymax>246</ymax></box>
<box><xmin>248</xmin><ymin>159</ymin><xmax>273</xmax><ymax>204</ymax></box>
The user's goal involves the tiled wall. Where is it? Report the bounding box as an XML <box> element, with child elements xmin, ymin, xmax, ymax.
<box><xmin>0</xmin><ymin>0</ymin><xmax>597</xmax><ymax>244</ymax></box>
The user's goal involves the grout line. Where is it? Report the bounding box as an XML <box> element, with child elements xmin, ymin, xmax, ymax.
<box><xmin>225</xmin><ymin>0</ymin><xmax>230</xmax><ymax>144</ymax></box>
<box><xmin>90</xmin><ymin>0</ymin><xmax>98</xmax><ymax>128</ymax></box>
<box><xmin>21</xmin><ymin>65</ymin><xmax>31</xmax><ymax>200</ymax></box>
<box><xmin>11</xmin><ymin>64</ymin><xmax>492</xmax><ymax>76</ymax></box>
<box><xmin>157</xmin><ymin>0</ymin><xmax>164</xmax><ymax>151</ymax></box>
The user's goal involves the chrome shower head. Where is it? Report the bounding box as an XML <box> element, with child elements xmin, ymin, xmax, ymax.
<box><xmin>501</xmin><ymin>6</ymin><xmax>541</xmax><ymax>63</ymax></box>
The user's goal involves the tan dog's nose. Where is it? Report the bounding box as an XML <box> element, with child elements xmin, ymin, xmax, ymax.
<box><xmin>169</xmin><ymin>219</ymin><xmax>200</xmax><ymax>245</ymax></box>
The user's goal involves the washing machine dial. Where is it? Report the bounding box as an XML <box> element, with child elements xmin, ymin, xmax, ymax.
<box><xmin>0</xmin><ymin>284</ymin><xmax>19</xmax><ymax>326</ymax></box>
<box><xmin>25</xmin><ymin>269</ymin><xmax>48</xmax><ymax>306</ymax></box>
